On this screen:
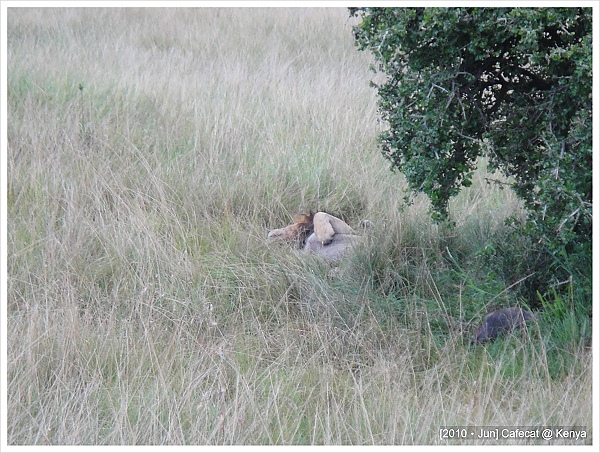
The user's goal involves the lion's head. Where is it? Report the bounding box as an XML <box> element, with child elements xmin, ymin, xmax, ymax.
<box><xmin>267</xmin><ymin>211</ymin><xmax>315</xmax><ymax>248</ymax></box>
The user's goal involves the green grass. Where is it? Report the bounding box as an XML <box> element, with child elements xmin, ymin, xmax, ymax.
<box><xmin>5</xmin><ymin>7</ymin><xmax>593</xmax><ymax>446</ymax></box>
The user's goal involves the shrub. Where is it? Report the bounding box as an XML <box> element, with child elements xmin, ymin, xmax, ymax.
<box><xmin>349</xmin><ymin>7</ymin><xmax>592</xmax><ymax>304</ymax></box>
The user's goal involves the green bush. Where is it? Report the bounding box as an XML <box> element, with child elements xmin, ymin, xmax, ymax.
<box><xmin>349</xmin><ymin>7</ymin><xmax>592</xmax><ymax>305</ymax></box>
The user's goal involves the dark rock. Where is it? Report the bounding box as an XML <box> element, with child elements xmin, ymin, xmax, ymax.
<box><xmin>475</xmin><ymin>307</ymin><xmax>536</xmax><ymax>343</ymax></box>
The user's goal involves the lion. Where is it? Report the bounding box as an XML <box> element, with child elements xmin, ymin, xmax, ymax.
<box><xmin>267</xmin><ymin>211</ymin><xmax>362</xmax><ymax>261</ymax></box>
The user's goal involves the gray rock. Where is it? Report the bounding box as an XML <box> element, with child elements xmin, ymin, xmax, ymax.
<box><xmin>303</xmin><ymin>232</ymin><xmax>361</xmax><ymax>262</ymax></box>
<box><xmin>475</xmin><ymin>307</ymin><xmax>536</xmax><ymax>343</ymax></box>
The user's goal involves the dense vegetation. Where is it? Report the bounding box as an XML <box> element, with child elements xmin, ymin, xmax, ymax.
<box><xmin>349</xmin><ymin>7</ymin><xmax>592</xmax><ymax>310</ymax></box>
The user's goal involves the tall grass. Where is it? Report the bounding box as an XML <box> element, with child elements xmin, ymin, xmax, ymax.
<box><xmin>5</xmin><ymin>7</ymin><xmax>593</xmax><ymax>446</ymax></box>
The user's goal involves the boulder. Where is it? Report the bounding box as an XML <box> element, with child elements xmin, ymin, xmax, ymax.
<box><xmin>475</xmin><ymin>307</ymin><xmax>536</xmax><ymax>343</ymax></box>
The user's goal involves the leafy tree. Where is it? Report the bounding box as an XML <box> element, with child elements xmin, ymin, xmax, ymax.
<box><xmin>349</xmin><ymin>7</ymin><xmax>592</xmax><ymax>305</ymax></box>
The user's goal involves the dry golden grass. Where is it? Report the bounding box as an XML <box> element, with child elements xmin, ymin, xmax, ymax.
<box><xmin>4</xmin><ymin>7</ymin><xmax>593</xmax><ymax>447</ymax></box>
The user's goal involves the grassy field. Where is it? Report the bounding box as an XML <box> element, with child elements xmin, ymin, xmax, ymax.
<box><xmin>5</xmin><ymin>7</ymin><xmax>593</xmax><ymax>446</ymax></box>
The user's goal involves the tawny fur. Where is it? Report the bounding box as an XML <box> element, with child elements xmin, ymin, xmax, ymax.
<box><xmin>267</xmin><ymin>212</ymin><xmax>315</xmax><ymax>246</ymax></box>
<box><xmin>268</xmin><ymin>211</ymin><xmax>360</xmax><ymax>261</ymax></box>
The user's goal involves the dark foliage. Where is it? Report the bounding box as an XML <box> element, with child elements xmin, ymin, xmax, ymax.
<box><xmin>349</xmin><ymin>7</ymin><xmax>592</xmax><ymax>305</ymax></box>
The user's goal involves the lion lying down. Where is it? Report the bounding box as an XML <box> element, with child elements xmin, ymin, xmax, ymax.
<box><xmin>267</xmin><ymin>211</ymin><xmax>362</xmax><ymax>261</ymax></box>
